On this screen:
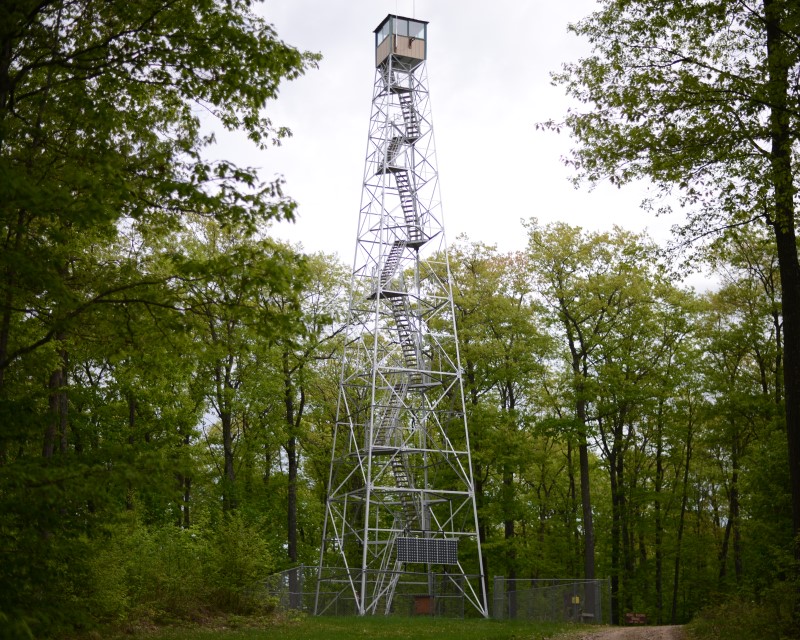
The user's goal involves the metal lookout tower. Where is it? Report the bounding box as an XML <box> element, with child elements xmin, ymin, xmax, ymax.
<box><xmin>315</xmin><ymin>15</ymin><xmax>488</xmax><ymax>618</ymax></box>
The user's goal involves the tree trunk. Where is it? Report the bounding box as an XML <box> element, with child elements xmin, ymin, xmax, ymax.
<box><xmin>566</xmin><ymin>440</ymin><xmax>581</xmax><ymax>577</ymax></box>
<box><xmin>284</xmin><ymin>348</ymin><xmax>305</xmax><ymax>564</ymax></box>
<box><xmin>718</xmin><ymin>517</ymin><xmax>732</xmax><ymax>585</ymax></box>
<box><xmin>654</xmin><ymin>405</ymin><xmax>665</xmax><ymax>624</ymax></box>
<box><xmin>176</xmin><ymin>430</ymin><xmax>191</xmax><ymax>527</ymax></box>
<box><xmin>578</xmin><ymin>410</ymin><xmax>597</xmax><ymax>628</ymax></box>
<box><xmin>0</xmin><ymin>257</ymin><xmax>14</xmax><ymax>390</ymax></box>
<box><xmin>466</xmin><ymin>356</ymin><xmax>490</xmax><ymax>604</ymax></box>
<box><xmin>287</xmin><ymin>434</ymin><xmax>298</xmax><ymax>563</ymax></box>
<box><xmin>578</xmin><ymin>439</ymin><xmax>595</xmax><ymax>579</ymax></box>
<box><xmin>564</xmin><ymin>313</ymin><xmax>596</xmax><ymax>583</ymax></box>
<box><xmin>671</xmin><ymin>417</ymin><xmax>694</xmax><ymax>624</ymax></box>
<box><xmin>42</xmin><ymin>369</ymin><xmax>62</xmax><ymax>458</ymax></box>
<box><xmin>609</xmin><ymin>445</ymin><xmax>621</xmax><ymax>625</ymax></box>
<box><xmin>637</xmin><ymin>526</ymin><xmax>648</xmax><ymax>606</ymax></box>
<box><xmin>774</xmin><ymin>223</ymin><xmax>800</xmax><ymax>553</ymax></box>
<box><xmin>731</xmin><ymin>465</ymin><xmax>743</xmax><ymax>585</ymax></box>
<box><xmin>764</xmin><ymin>0</ymin><xmax>800</xmax><ymax>560</ymax></box>
<box><xmin>504</xmin><ymin>465</ymin><xmax>516</xmax><ymax>617</ymax></box>
<box><xmin>605</xmin><ymin>411</ymin><xmax>632</xmax><ymax>626</ymax></box>
<box><xmin>126</xmin><ymin>394</ymin><xmax>136</xmax><ymax>510</ymax></box>
<box><xmin>0</xmin><ymin>204</ymin><xmax>27</xmax><ymax>392</ymax></box>
<box><xmin>42</xmin><ymin>346</ymin><xmax>68</xmax><ymax>458</ymax></box>
<box><xmin>475</xmin><ymin>466</ymin><xmax>490</xmax><ymax>604</ymax></box>
<box><xmin>773</xmin><ymin>310</ymin><xmax>783</xmax><ymax>406</ymax></box>
<box><xmin>221</xmin><ymin>408</ymin><xmax>236</xmax><ymax>512</ymax></box>
<box><xmin>503</xmin><ymin>389</ymin><xmax>518</xmax><ymax>617</ymax></box>
<box><xmin>619</xmin><ymin>439</ymin><xmax>634</xmax><ymax>616</ymax></box>
<box><xmin>182</xmin><ymin>475</ymin><xmax>191</xmax><ymax>528</ymax></box>
<box><xmin>575</xmin><ymin>377</ymin><xmax>596</xmax><ymax>582</ymax></box>
<box><xmin>215</xmin><ymin>358</ymin><xmax>237</xmax><ymax>512</ymax></box>
<box><xmin>264</xmin><ymin>443</ymin><xmax>272</xmax><ymax>485</ymax></box>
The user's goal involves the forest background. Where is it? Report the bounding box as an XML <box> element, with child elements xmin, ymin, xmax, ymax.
<box><xmin>1</xmin><ymin>1</ymin><xmax>799</xmax><ymax>639</ymax></box>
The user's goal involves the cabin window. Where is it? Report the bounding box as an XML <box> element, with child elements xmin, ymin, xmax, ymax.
<box><xmin>377</xmin><ymin>21</ymin><xmax>391</xmax><ymax>46</ymax></box>
<box><xmin>409</xmin><ymin>20</ymin><xmax>425</xmax><ymax>39</ymax></box>
<box><xmin>395</xmin><ymin>18</ymin><xmax>409</xmax><ymax>37</ymax></box>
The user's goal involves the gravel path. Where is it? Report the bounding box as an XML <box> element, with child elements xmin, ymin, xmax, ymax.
<box><xmin>575</xmin><ymin>626</ymin><xmax>685</xmax><ymax>640</ymax></box>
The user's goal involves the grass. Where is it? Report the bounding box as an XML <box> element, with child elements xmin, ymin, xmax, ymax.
<box><xmin>88</xmin><ymin>614</ymin><xmax>591</xmax><ymax>640</ymax></box>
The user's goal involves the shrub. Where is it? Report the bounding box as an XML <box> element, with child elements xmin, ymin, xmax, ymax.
<box><xmin>201</xmin><ymin>514</ymin><xmax>274</xmax><ymax>615</ymax></box>
<box><xmin>85</xmin><ymin>518</ymin><xmax>208</xmax><ymax>622</ymax></box>
<box><xmin>687</xmin><ymin>594</ymin><xmax>798</xmax><ymax>640</ymax></box>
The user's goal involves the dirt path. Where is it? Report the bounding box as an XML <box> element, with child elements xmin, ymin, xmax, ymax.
<box><xmin>574</xmin><ymin>626</ymin><xmax>685</xmax><ymax>640</ymax></box>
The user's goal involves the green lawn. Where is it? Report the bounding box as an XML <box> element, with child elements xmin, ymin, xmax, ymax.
<box><xmin>105</xmin><ymin>616</ymin><xmax>591</xmax><ymax>640</ymax></box>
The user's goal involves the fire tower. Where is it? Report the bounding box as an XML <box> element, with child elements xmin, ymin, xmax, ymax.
<box><xmin>315</xmin><ymin>15</ymin><xmax>487</xmax><ymax>618</ymax></box>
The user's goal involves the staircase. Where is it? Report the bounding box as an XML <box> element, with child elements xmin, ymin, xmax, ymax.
<box><xmin>367</xmin><ymin>83</ymin><xmax>427</xmax><ymax>537</ymax></box>
<box><xmin>398</xmin><ymin>92</ymin><xmax>420</xmax><ymax>140</ymax></box>
<box><xmin>391</xmin><ymin>454</ymin><xmax>418</xmax><ymax>529</ymax></box>
<box><xmin>394</xmin><ymin>170</ymin><xmax>423</xmax><ymax>246</ymax></box>
<box><xmin>371</xmin><ymin>385</ymin><xmax>419</xmax><ymax>531</ymax></box>
<box><xmin>369</xmin><ymin>246</ymin><xmax>424</xmax><ymax>386</ymax></box>
<box><xmin>379</xmin><ymin>241</ymin><xmax>404</xmax><ymax>289</ymax></box>
<box><xmin>389</xmin><ymin>296</ymin><xmax>421</xmax><ymax>383</ymax></box>
<box><xmin>374</xmin><ymin>90</ymin><xmax>424</xmax><ymax>246</ymax></box>
<box><xmin>372</xmin><ymin>385</ymin><xmax>405</xmax><ymax>448</ymax></box>
<box><xmin>387</xmin><ymin>136</ymin><xmax>404</xmax><ymax>164</ymax></box>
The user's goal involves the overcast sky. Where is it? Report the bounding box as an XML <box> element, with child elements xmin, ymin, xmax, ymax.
<box><xmin>226</xmin><ymin>0</ymin><xmax>676</xmax><ymax>261</ymax></box>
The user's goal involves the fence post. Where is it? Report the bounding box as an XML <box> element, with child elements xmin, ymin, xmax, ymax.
<box><xmin>493</xmin><ymin>576</ymin><xmax>505</xmax><ymax>619</ymax></box>
<box><xmin>289</xmin><ymin>565</ymin><xmax>301</xmax><ymax>610</ymax></box>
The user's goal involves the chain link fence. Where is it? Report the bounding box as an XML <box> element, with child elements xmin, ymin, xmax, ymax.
<box><xmin>262</xmin><ymin>565</ymin><xmax>476</xmax><ymax>617</ymax></box>
<box><xmin>261</xmin><ymin>566</ymin><xmax>608</xmax><ymax>623</ymax></box>
<box><xmin>492</xmin><ymin>577</ymin><xmax>609</xmax><ymax>624</ymax></box>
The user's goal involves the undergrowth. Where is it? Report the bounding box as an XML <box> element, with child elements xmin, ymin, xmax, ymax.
<box><xmin>686</xmin><ymin>590</ymin><xmax>799</xmax><ymax>640</ymax></box>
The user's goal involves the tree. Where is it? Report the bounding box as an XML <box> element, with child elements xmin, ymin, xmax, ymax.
<box><xmin>699</xmin><ymin>246</ymin><xmax>788</xmax><ymax>589</ymax></box>
<box><xmin>0</xmin><ymin>1</ymin><xmax>318</xmax><ymax>633</ymax></box>
<box><xmin>591</xmin><ymin>277</ymin><xmax>692</xmax><ymax>623</ymax></box>
<box><xmin>179</xmin><ymin>222</ymin><xmax>304</xmax><ymax>513</ymax></box>
<box><xmin>262</xmin><ymin>251</ymin><xmax>347</xmax><ymax>565</ymax></box>
<box><xmin>549</xmin><ymin>0</ymin><xmax>800</xmax><ymax>556</ymax></box>
<box><xmin>706</xmin><ymin>227</ymin><xmax>783</xmax><ymax>405</ymax></box>
<box><xmin>447</xmin><ymin>239</ymin><xmax>551</xmax><ymax>603</ymax></box>
<box><xmin>527</xmin><ymin>220</ymin><xmax>695</xmax><ymax>622</ymax></box>
<box><xmin>526</xmin><ymin>221</ymin><xmax>652</xmax><ymax>585</ymax></box>
<box><xmin>646</xmin><ymin>288</ymin><xmax>702</xmax><ymax>624</ymax></box>
<box><xmin>0</xmin><ymin>0</ymin><xmax>317</xmax><ymax>384</ymax></box>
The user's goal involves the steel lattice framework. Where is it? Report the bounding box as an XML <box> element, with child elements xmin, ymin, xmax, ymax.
<box><xmin>315</xmin><ymin>15</ymin><xmax>487</xmax><ymax>618</ymax></box>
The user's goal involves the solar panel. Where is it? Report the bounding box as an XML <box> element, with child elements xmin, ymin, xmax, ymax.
<box><xmin>396</xmin><ymin>537</ymin><xmax>458</xmax><ymax>564</ymax></box>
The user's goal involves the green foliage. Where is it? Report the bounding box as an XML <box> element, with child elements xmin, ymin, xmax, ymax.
<box><xmin>203</xmin><ymin>515</ymin><xmax>274</xmax><ymax>614</ymax></box>
<box><xmin>547</xmin><ymin>0</ymin><xmax>799</xmax><ymax>230</ymax></box>
<box><xmin>542</xmin><ymin>0</ymin><xmax>800</xmax><ymax>625</ymax></box>
<box><xmin>0</xmin><ymin>613</ymin><xmax>34</xmax><ymax>640</ymax></box>
<box><xmin>80</xmin><ymin>515</ymin><xmax>275</xmax><ymax>626</ymax></box>
<box><xmin>0</xmin><ymin>1</ymin><xmax>319</xmax><ymax>636</ymax></box>
<box><xmin>687</xmin><ymin>586</ymin><xmax>800</xmax><ymax>640</ymax></box>
<box><xmin>120</xmin><ymin>522</ymin><xmax>208</xmax><ymax>620</ymax></box>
